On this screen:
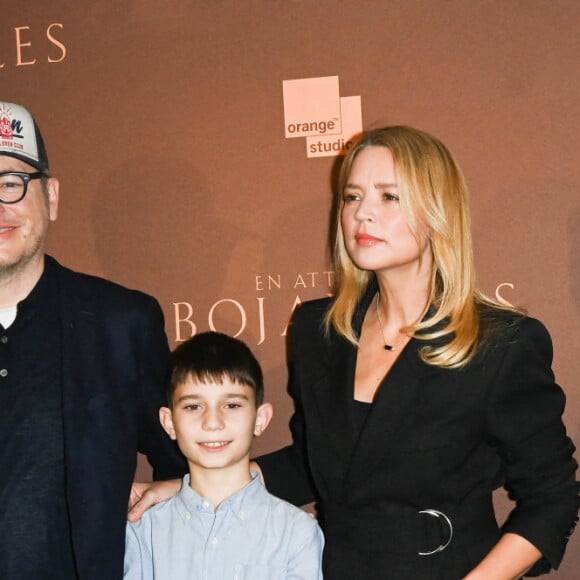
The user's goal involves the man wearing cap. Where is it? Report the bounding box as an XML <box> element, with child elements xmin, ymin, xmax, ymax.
<box><xmin>0</xmin><ymin>102</ymin><xmax>186</xmax><ymax>580</ymax></box>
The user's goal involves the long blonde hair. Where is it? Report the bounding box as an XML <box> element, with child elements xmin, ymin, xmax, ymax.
<box><xmin>326</xmin><ymin>126</ymin><xmax>519</xmax><ymax>369</ymax></box>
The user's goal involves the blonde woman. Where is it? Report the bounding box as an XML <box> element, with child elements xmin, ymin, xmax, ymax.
<box><xmin>255</xmin><ymin>127</ymin><xmax>579</xmax><ymax>579</ymax></box>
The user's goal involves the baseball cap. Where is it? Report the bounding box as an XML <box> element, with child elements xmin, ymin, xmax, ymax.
<box><xmin>0</xmin><ymin>102</ymin><xmax>49</xmax><ymax>173</ymax></box>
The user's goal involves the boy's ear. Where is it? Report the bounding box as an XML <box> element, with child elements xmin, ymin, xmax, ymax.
<box><xmin>254</xmin><ymin>402</ymin><xmax>273</xmax><ymax>437</ymax></box>
<box><xmin>159</xmin><ymin>407</ymin><xmax>177</xmax><ymax>440</ymax></box>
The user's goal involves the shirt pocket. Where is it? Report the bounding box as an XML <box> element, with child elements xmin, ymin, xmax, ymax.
<box><xmin>233</xmin><ymin>563</ymin><xmax>285</xmax><ymax>580</ymax></box>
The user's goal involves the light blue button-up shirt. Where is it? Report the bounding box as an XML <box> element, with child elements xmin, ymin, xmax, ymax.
<box><xmin>124</xmin><ymin>472</ymin><xmax>324</xmax><ymax>580</ymax></box>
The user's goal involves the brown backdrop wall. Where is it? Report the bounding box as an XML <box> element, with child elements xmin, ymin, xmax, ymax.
<box><xmin>3</xmin><ymin>1</ymin><xmax>579</xmax><ymax>576</ymax></box>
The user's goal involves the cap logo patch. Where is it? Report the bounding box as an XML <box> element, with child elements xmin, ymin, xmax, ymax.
<box><xmin>1</xmin><ymin>106</ymin><xmax>26</xmax><ymax>155</ymax></box>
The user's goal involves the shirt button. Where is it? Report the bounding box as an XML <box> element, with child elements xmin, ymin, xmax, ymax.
<box><xmin>239</xmin><ymin>511</ymin><xmax>246</xmax><ymax>520</ymax></box>
<box><xmin>0</xmin><ymin>336</ymin><xmax>7</xmax><ymax>344</ymax></box>
<box><xmin>0</xmin><ymin>369</ymin><xmax>7</xmax><ymax>377</ymax></box>
<box><xmin>185</xmin><ymin>512</ymin><xmax>191</xmax><ymax>520</ymax></box>
<box><xmin>210</xmin><ymin>537</ymin><xmax>218</xmax><ymax>547</ymax></box>
<box><xmin>202</xmin><ymin>500</ymin><xmax>210</xmax><ymax>509</ymax></box>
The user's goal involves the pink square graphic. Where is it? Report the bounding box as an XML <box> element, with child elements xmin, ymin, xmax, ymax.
<box><xmin>283</xmin><ymin>76</ymin><xmax>342</xmax><ymax>138</ymax></box>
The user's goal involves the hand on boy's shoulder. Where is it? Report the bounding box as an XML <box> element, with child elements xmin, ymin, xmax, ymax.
<box><xmin>128</xmin><ymin>479</ymin><xmax>182</xmax><ymax>523</ymax></box>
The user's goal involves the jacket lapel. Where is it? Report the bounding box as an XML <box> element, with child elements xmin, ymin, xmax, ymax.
<box><xmin>57</xmin><ymin>261</ymin><xmax>101</xmax><ymax>430</ymax></box>
<box><xmin>332</xmin><ymin>285</ymin><xmax>442</xmax><ymax>495</ymax></box>
<box><xmin>304</xmin><ymin>325</ymin><xmax>360</xmax><ymax>479</ymax></box>
<box><xmin>55</xmin><ymin>261</ymin><xmax>107</xmax><ymax>573</ymax></box>
<box><xmin>344</xmin><ymin>339</ymin><xmax>439</xmax><ymax>488</ymax></box>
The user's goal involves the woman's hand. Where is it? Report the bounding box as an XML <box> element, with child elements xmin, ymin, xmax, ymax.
<box><xmin>462</xmin><ymin>533</ymin><xmax>541</xmax><ymax>580</ymax></box>
<box><xmin>127</xmin><ymin>479</ymin><xmax>182</xmax><ymax>522</ymax></box>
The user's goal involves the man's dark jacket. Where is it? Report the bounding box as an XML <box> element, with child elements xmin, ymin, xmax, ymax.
<box><xmin>50</xmin><ymin>256</ymin><xmax>186</xmax><ymax>579</ymax></box>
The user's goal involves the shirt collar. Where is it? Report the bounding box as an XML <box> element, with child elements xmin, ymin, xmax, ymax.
<box><xmin>175</xmin><ymin>471</ymin><xmax>264</xmax><ymax>524</ymax></box>
<box><xmin>16</xmin><ymin>255</ymin><xmax>58</xmax><ymax>321</ymax></box>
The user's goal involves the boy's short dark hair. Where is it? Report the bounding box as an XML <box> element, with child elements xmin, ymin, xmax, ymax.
<box><xmin>168</xmin><ymin>332</ymin><xmax>264</xmax><ymax>407</ymax></box>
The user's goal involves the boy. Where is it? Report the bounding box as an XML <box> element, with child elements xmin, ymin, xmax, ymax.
<box><xmin>124</xmin><ymin>331</ymin><xmax>324</xmax><ymax>579</ymax></box>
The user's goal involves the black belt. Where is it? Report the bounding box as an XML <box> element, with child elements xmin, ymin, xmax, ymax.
<box><xmin>322</xmin><ymin>498</ymin><xmax>498</xmax><ymax>556</ymax></box>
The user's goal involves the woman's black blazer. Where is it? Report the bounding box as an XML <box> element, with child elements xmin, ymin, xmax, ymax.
<box><xmin>258</xmin><ymin>291</ymin><xmax>579</xmax><ymax>579</ymax></box>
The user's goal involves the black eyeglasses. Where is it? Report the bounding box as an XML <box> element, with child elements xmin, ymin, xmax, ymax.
<box><xmin>0</xmin><ymin>171</ymin><xmax>45</xmax><ymax>204</ymax></box>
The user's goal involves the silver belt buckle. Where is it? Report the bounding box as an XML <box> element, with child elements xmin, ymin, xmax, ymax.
<box><xmin>417</xmin><ymin>509</ymin><xmax>453</xmax><ymax>556</ymax></box>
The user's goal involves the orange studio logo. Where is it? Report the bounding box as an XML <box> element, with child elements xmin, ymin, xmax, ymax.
<box><xmin>282</xmin><ymin>75</ymin><xmax>363</xmax><ymax>158</ymax></box>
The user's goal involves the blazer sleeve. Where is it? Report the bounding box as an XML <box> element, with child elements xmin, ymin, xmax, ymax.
<box><xmin>487</xmin><ymin>317</ymin><xmax>579</xmax><ymax>573</ymax></box>
<box><xmin>136</xmin><ymin>296</ymin><xmax>187</xmax><ymax>480</ymax></box>
<box><xmin>256</xmin><ymin>303</ymin><xmax>320</xmax><ymax>506</ymax></box>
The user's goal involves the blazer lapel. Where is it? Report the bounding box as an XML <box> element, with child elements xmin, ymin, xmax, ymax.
<box><xmin>341</xmin><ymin>335</ymin><xmax>440</xmax><ymax>495</ymax></box>
<box><xmin>55</xmin><ymin>263</ymin><xmax>104</xmax><ymax>550</ymax></box>
<box><xmin>58</xmin><ymin>264</ymin><xmax>101</xmax><ymax>426</ymax></box>
<box><xmin>308</xmin><ymin>328</ymin><xmax>360</xmax><ymax>473</ymax></box>
<box><xmin>308</xmin><ymin>288</ymin><xmax>379</xmax><ymax>479</ymax></box>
